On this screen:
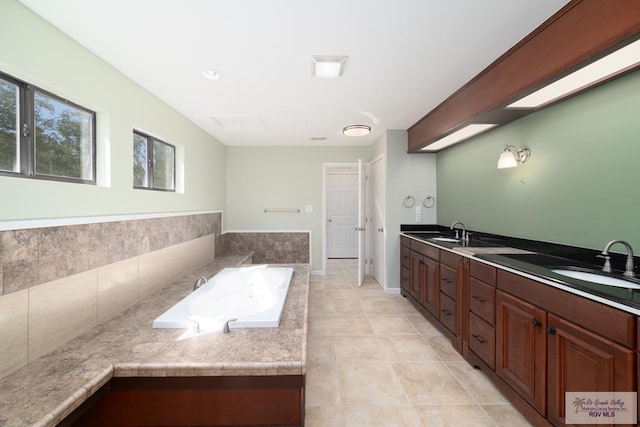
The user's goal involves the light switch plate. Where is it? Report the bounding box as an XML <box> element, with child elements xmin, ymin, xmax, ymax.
<box><xmin>305</xmin><ymin>205</ymin><xmax>313</xmax><ymax>213</ymax></box>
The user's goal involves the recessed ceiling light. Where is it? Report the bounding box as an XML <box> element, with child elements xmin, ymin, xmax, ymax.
<box><xmin>202</xmin><ymin>70</ymin><xmax>222</xmax><ymax>81</ymax></box>
<box><xmin>343</xmin><ymin>125</ymin><xmax>371</xmax><ymax>137</ymax></box>
<box><xmin>311</xmin><ymin>55</ymin><xmax>348</xmax><ymax>78</ymax></box>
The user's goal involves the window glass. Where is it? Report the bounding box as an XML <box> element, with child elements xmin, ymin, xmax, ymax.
<box><xmin>0</xmin><ymin>78</ymin><xmax>19</xmax><ymax>173</ymax></box>
<box><xmin>152</xmin><ymin>140</ymin><xmax>175</xmax><ymax>191</ymax></box>
<box><xmin>133</xmin><ymin>132</ymin><xmax>148</xmax><ymax>187</ymax></box>
<box><xmin>133</xmin><ymin>130</ymin><xmax>175</xmax><ymax>191</ymax></box>
<box><xmin>34</xmin><ymin>91</ymin><xmax>94</xmax><ymax>180</ymax></box>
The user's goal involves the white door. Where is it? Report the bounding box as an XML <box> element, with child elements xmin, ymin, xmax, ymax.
<box><xmin>357</xmin><ymin>159</ymin><xmax>367</xmax><ymax>286</ymax></box>
<box><xmin>370</xmin><ymin>157</ymin><xmax>385</xmax><ymax>286</ymax></box>
<box><xmin>326</xmin><ymin>171</ymin><xmax>358</xmax><ymax>258</ymax></box>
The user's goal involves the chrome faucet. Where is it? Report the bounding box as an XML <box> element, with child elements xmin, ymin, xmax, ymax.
<box><xmin>223</xmin><ymin>318</ymin><xmax>238</xmax><ymax>333</ymax></box>
<box><xmin>599</xmin><ymin>240</ymin><xmax>636</xmax><ymax>277</ymax></box>
<box><xmin>450</xmin><ymin>221</ymin><xmax>467</xmax><ymax>241</ymax></box>
<box><xmin>193</xmin><ymin>276</ymin><xmax>207</xmax><ymax>291</ymax></box>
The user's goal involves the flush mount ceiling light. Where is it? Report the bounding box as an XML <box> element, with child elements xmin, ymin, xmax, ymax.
<box><xmin>497</xmin><ymin>145</ymin><xmax>530</xmax><ymax>169</ymax></box>
<box><xmin>311</xmin><ymin>55</ymin><xmax>348</xmax><ymax>78</ymax></box>
<box><xmin>421</xmin><ymin>124</ymin><xmax>498</xmax><ymax>151</ymax></box>
<box><xmin>201</xmin><ymin>70</ymin><xmax>222</xmax><ymax>81</ymax></box>
<box><xmin>507</xmin><ymin>38</ymin><xmax>640</xmax><ymax>109</ymax></box>
<box><xmin>342</xmin><ymin>125</ymin><xmax>371</xmax><ymax>137</ymax></box>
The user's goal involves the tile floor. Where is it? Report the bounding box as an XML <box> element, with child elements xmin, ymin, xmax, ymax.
<box><xmin>304</xmin><ymin>258</ymin><xmax>533</xmax><ymax>427</ymax></box>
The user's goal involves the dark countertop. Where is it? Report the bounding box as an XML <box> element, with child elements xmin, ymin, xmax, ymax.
<box><xmin>401</xmin><ymin>229</ymin><xmax>640</xmax><ymax>315</ymax></box>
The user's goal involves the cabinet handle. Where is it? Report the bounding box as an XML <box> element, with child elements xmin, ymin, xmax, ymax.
<box><xmin>546</xmin><ymin>327</ymin><xmax>556</xmax><ymax>335</ymax></box>
<box><xmin>441</xmin><ymin>309</ymin><xmax>452</xmax><ymax>316</ymax></box>
<box><xmin>532</xmin><ymin>319</ymin><xmax>542</xmax><ymax>328</ymax></box>
<box><xmin>442</xmin><ymin>278</ymin><xmax>453</xmax><ymax>284</ymax></box>
<box><xmin>471</xmin><ymin>295</ymin><xmax>485</xmax><ymax>303</ymax></box>
<box><xmin>472</xmin><ymin>334</ymin><xmax>486</xmax><ymax>344</ymax></box>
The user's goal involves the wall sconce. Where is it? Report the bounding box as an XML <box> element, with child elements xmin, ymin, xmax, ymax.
<box><xmin>497</xmin><ymin>145</ymin><xmax>530</xmax><ymax>169</ymax></box>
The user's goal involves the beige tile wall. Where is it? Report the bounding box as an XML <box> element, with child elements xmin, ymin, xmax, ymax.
<box><xmin>0</xmin><ymin>234</ymin><xmax>215</xmax><ymax>379</ymax></box>
<box><xmin>0</xmin><ymin>290</ymin><xmax>29</xmax><ymax>378</ymax></box>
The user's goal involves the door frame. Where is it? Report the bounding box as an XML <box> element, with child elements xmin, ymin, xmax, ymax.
<box><xmin>322</xmin><ymin>162</ymin><xmax>365</xmax><ymax>276</ymax></box>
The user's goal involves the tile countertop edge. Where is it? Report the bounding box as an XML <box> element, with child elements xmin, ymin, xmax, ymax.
<box><xmin>400</xmin><ymin>233</ymin><xmax>640</xmax><ymax>317</ymax></box>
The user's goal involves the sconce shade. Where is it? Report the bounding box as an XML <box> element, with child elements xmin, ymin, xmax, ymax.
<box><xmin>498</xmin><ymin>149</ymin><xmax>518</xmax><ymax>169</ymax></box>
<box><xmin>498</xmin><ymin>145</ymin><xmax>530</xmax><ymax>169</ymax></box>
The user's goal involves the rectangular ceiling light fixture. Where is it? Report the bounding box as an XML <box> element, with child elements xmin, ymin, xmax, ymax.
<box><xmin>421</xmin><ymin>123</ymin><xmax>498</xmax><ymax>151</ymax></box>
<box><xmin>507</xmin><ymin>38</ymin><xmax>640</xmax><ymax>109</ymax></box>
<box><xmin>311</xmin><ymin>55</ymin><xmax>348</xmax><ymax>78</ymax></box>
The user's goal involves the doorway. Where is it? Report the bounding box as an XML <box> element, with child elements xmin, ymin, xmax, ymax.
<box><xmin>325</xmin><ymin>166</ymin><xmax>358</xmax><ymax>259</ymax></box>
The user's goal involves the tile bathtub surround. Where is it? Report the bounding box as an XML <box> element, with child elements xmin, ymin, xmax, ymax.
<box><xmin>0</xmin><ymin>234</ymin><xmax>216</xmax><ymax>381</ymax></box>
<box><xmin>225</xmin><ymin>232</ymin><xmax>309</xmax><ymax>264</ymax></box>
<box><xmin>0</xmin><ymin>212</ymin><xmax>222</xmax><ymax>296</ymax></box>
<box><xmin>0</xmin><ymin>261</ymin><xmax>308</xmax><ymax>427</ymax></box>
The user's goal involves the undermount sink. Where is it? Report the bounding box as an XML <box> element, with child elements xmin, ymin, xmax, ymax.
<box><xmin>551</xmin><ymin>269</ymin><xmax>640</xmax><ymax>289</ymax></box>
<box><xmin>431</xmin><ymin>237</ymin><xmax>460</xmax><ymax>243</ymax></box>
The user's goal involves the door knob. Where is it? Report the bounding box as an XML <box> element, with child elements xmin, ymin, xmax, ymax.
<box><xmin>378</xmin><ymin>227</ymin><xmax>384</xmax><ymax>232</ymax></box>
<box><xmin>327</xmin><ymin>219</ymin><xmax>332</xmax><ymax>222</ymax></box>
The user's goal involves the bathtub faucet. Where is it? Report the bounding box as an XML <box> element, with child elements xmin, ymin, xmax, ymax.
<box><xmin>193</xmin><ymin>276</ymin><xmax>208</xmax><ymax>291</ymax></box>
<box><xmin>223</xmin><ymin>318</ymin><xmax>238</xmax><ymax>333</ymax></box>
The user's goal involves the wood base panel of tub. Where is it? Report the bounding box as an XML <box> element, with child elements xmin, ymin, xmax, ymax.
<box><xmin>62</xmin><ymin>375</ymin><xmax>305</xmax><ymax>427</ymax></box>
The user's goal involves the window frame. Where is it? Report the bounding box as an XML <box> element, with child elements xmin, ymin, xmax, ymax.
<box><xmin>0</xmin><ymin>70</ymin><xmax>96</xmax><ymax>184</ymax></box>
<box><xmin>132</xmin><ymin>130</ymin><xmax>176</xmax><ymax>192</ymax></box>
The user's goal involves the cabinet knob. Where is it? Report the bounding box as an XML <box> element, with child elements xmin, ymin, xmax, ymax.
<box><xmin>546</xmin><ymin>327</ymin><xmax>556</xmax><ymax>335</ymax></box>
<box><xmin>532</xmin><ymin>319</ymin><xmax>542</xmax><ymax>328</ymax></box>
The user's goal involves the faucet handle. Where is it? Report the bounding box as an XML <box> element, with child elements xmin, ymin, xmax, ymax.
<box><xmin>597</xmin><ymin>254</ymin><xmax>612</xmax><ymax>273</ymax></box>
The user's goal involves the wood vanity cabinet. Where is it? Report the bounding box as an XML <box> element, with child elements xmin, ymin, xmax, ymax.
<box><xmin>467</xmin><ymin>260</ymin><xmax>497</xmax><ymax>370</ymax></box>
<box><xmin>400</xmin><ymin>237</ymin><xmax>411</xmax><ymax>294</ymax></box>
<box><xmin>497</xmin><ymin>270</ymin><xmax>636</xmax><ymax>425</ymax></box>
<box><xmin>409</xmin><ymin>240</ymin><xmax>440</xmax><ymax>316</ymax></box>
<box><xmin>439</xmin><ymin>251</ymin><xmax>467</xmax><ymax>352</ymax></box>
<box><xmin>496</xmin><ymin>290</ymin><xmax>547</xmax><ymax>414</ymax></box>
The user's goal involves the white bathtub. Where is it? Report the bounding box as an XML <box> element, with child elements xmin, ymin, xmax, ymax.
<box><xmin>152</xmin><ymin>266</ymin><xmax>294</xmax><ymax>332</ymax></box>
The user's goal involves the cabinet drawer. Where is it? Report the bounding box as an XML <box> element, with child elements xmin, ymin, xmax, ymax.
<box><xmin>440</xmin><ymin>250</ymin><xmax>457</xmax><ymax>268</ymax></box>
<box><xmin>401</xmin><ymin>266</ymin><xmax>410</xmax><ymax>291</ymax></box>
<box><xmin>440</xmin><ymin>264</ymin><xmax>457</xmax><ymax>299</ymax></box>
<box><xmin>470</xmin><ymin>260</ymin><xmax>496</xmax><ymax>286</ymax></box>
<box><xmin>439</xmin><ymin>292</ymin><xmax>457</xmax><ymax>334</ymax></box>
<box><xmin>469</xmin><ymin>312</ymin><xmax>495</xmax><ymax>369</ymax></box>
<box><xmin>401</xmin><ymin>235</ymin><xmax>411</xmax><ymax>248</ymax></box>
<box><xmin>469</xmin><ymin>277</ymin><xmax>495</xmax><ymax>325</ymax></box>
<box><xmin>401</xmin><ymin>245</ymin><xmax>410</xmax><ymax>268</ymax></box>
<box><xmin>410</xmin><ymin>240</ymin><xmax>440</xmax><ymax>260</ymax></box>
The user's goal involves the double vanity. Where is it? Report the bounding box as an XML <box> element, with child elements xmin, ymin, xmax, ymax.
<box><xmin>400</xmin><ymin>224</ymin><xmax>640</xmax><ymax>427</ymax></box>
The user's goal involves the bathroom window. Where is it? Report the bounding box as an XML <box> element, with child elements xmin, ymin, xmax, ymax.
<box><xmin>0</xmin><ymin>71</ymin><xmax>96</xmax><ymax>183</ymax></box>
<box><xmin>133</xmin><ymin>130</ymin><xmax>175</xmax><ymax>191</ymax></box>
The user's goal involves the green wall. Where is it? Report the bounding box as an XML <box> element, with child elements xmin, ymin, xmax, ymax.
<box><xmin>226</xmin><ymin>146</ymin><xmax>370</xmax><ymax>271</ymax></box>
<box><xmin>0</xmin><ymin>0</ymin><xmax>226</xmax><ymax>221</ymax></box>
<box><xmin>437</xmin><ymin>69</ymin><xmax>640</xmax><ymax>252</ymax></box>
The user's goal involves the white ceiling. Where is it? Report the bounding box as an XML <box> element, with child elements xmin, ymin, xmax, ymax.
<box><xmin>18</xmin><ymin>0</ymin><xmax>570</xmax><ymax>147</ymax></box>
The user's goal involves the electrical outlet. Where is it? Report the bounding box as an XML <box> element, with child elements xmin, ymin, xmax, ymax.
<box><xmin>415</xmin><ymin>214</ymin><xmax>421</xmax><ymax>223</ymax></box>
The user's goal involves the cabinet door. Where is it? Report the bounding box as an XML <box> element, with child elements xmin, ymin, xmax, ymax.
<box><xmin>410</xmin><ymin>251</ymin><xmax>422</xmax><ymax>300</ymax></box>
<box><xmin>547</xmin><ymin>313</ymin><xmax>636</xmax><ymax>426</ymax></box>
<box><xmin>496</xmin><ymin>291</ymin><xmax>547</xmax><ymax>415</ymax></box>
<box><xmin>421</xmin><ymin>256</ymin><xmax>439</xmax><ymax>315</ymax></box>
